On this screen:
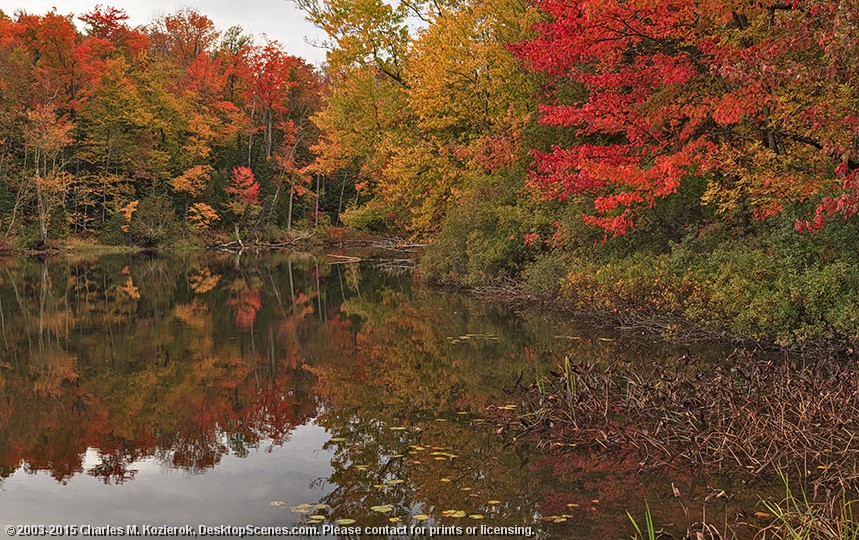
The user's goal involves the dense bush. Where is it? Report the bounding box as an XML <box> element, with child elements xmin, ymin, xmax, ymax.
<box><xmin>128</xmin><ymin>195</ymin><xmax>179</xmax><ymax>247</ymax></box>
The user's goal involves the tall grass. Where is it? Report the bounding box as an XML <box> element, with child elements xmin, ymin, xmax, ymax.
<box><xmin>758</xmin><ymin>474</ymin><xmax>859</xmax><ymax>539</ymax></box>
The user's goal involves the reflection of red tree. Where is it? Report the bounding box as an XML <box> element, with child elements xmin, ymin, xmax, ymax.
<box><xmin>228</xmin><ymin>287</ymin><xmax>261</xmax><ymax>329</ymax></box>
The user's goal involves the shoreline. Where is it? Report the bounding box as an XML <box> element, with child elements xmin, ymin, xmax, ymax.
<box><xmin>3</xmin><ymin>233</ymin><xmax>856</xmax><ymax>354</ymax></box>
<box><xmin>422</xmin><ymin>276</ymin><xmax>855</xmax><ymax>356</ymax></box>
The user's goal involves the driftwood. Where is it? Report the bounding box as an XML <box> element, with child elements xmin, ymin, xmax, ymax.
<box><xmin>327</xmin><ymin>254</ymin><xmax>362</xmax><ymax>264</ymax></box>
<box><xmin>207</xmin><ymin>231</ymin><xmax>316</xmax><ymax>253</ymax></box>
<box><xmin>327</xmin><ymin>235</ymin><xmax>427</xmax><ymax>252</ymax></box>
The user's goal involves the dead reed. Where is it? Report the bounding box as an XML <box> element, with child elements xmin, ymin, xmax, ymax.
<box><xmin>502</xmin><ymin>351</ymin><xmax>859</xmax><ymax>495</ymax></box>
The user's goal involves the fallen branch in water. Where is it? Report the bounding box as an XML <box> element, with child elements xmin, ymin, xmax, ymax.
<box><xmin>328</xmin><ymin>254</ymin><xmax>362</xmax><ymax>264</ymax></box>
<box><xmin>207</xmin><ymin>232</ymin><xmax>316</xmax><ymax>252</ymax></box>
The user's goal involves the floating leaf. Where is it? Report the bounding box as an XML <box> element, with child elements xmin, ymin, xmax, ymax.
<box><xmin>390</xmin><ymin>426</ymin><xmax>407</xmax><ymax>431</ymax></box>
<box><xmin>335</xmin><ymin>519</ymin><xmax>356</xmax><ymax>525</ymax></box>
<box><xmin>469</xmin><ymin>514</ymin><xmax>485</xmax><ymax>520</ymax></box>
<box><xmin>310</xmin><ymin>515</ymin><xmax>326</xmax><ymax>520</ymax></box>
<box><xmin>487</xmin><ymin>500</ymin><xmax>501</xmax><ymax>505</ymax></box>
<box><xmin>440</xmin><ymin>478</ymin><xmax>452</xmax><ymax>483</ymax></box>
<box><xmin>754</xmin><ymin>511</ymin><xmax>773</xmax><ymax>519</ymax></box>
<box><xmin>329</xmin><ymin>437</ymin><xmax>346</xmax><ymax>442</ymax></box>
<box><xmin>270</xmin><ymin>501</ymin><xmax>286</xmax><ymax>507</ymax></box>
<box><xmin>413</xmin><ymin>515</ymin><xmax>430</xmax><ymax>521</ymax></box>
<box><xmin>450</xmin><ymin>511</ymin><xmax>466</xmax><ymax>518</ymax></box>
<box><xmin>354</xmin><ymin>465</ymin><xmax>369</xmax><ymax>471</ymax></box>
<box><xmin>388</xmin><ymin>517</ymin><xmax>402</xmax><ymax>523</ymax></box>
<box><xmin>315</xmin><ymin>504</ymin><xmax>330</xmax><ymax>509</ymax></box>
<box><xmin>553</xmin><ymin>517</ymin><xmax>567</xmax><ymax>523</ymax></box>
<box><xmin>386</xmin><ymin>479</ymin><xmax>404</xmax><ymax>485</ymax></box>
<box><xmin>460</xmin><ymin>487</ymin><xmax>473</xmax><ymax>491</ymax></box>
<box><xmin>371</xmin><ymin>505</ymin><xmax>394</xmax><ymax>513</ymax></box>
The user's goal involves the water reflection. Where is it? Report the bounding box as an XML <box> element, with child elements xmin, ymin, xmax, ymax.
<box><xmin>0</xmin><ymin>254</ymin><xmax>329</xmax><ymax>484</ymax></box>
<box><xmin>0</xmin><ymin>252</ymin><xmax>761</xmax><ymax>537</ymax></box>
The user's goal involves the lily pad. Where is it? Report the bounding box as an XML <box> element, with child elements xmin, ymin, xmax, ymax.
<box><xmin>413</xmin><ymin>515</ymin><xmax>430</xmax><ymax>521</ymax></box>
<box><xmin>335</xmin><ymin>519</ymin><xmax>356</xmax><ymax>525</ymax></box>
<box><xmin>371</xmin><ymin>505</ymin><xmax>394</xmax><ymax>513</ymax></box>
<box><xmin>469</xmin><ymin>515</ymin><xmax>485</xmax><ymax>520</ymax></box>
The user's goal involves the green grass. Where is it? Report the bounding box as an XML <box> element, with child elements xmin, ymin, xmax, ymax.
<box><xmin>759</xmin><ymin>474</ymin><xmax>859</xmax><ymax>539</ymax></box>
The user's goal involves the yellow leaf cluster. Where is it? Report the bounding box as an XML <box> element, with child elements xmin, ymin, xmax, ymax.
<box><xmin>188</xmin><ymin>202</ymin><xmax>220</xmax><ymax>229</ymax></box>
<box><xmin>171</xmin><ymin>165</ymin><xmax>213</xmax><ymax>197</ymax></box>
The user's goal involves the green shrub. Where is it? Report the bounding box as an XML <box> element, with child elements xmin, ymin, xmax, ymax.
<box><xmin>128</xmin><ymin>194</ymin><xmax>178</xmax><ymax>247</ymax></box>
<box><xmin>340</xmin><ymin>200</ymin><xmax>392</xmax><ymax>232</ymax></box>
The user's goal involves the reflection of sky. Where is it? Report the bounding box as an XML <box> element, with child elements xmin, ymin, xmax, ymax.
<box><xmin>0</xmin><ymin>0</ymin><xmax>329</xmax><ymax>66</ymax></box>
<box><xmin>0</xmin><ymin>423</ymin><xmax>334</xmax><ymax>527</ymax></box>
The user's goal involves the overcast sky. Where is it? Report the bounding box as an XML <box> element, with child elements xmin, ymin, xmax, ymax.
<box><xmin>0</xmin><ymin>0</ymin><xmax>329</xmax><ymax>66</ymax></box>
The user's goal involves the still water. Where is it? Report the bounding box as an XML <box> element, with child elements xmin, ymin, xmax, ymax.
<box><xmin>0</xmin><ymin>252</ymin><xmax>757</xmax><ymax>538</ymax></box>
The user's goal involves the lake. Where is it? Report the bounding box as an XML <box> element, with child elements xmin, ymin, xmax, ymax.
<box><xmin>0</xmin><ymin>251</ymin><xmax>768</xmax><ymax>538</ymax></box>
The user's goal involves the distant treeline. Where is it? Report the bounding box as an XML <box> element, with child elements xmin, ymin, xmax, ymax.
<box><xmin>0</xmin><ymin>6</ymin><xmax>338</xmax><ymax>248</ymax></box>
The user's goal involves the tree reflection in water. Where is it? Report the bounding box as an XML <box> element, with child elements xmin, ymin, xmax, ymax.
<box><xmin>0</xmin><ymin>252</ymin><xmax>755</xmax><ymax>537</ymax></box>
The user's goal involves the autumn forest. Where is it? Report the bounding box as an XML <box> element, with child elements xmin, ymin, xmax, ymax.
<box><xmin>1</xmin><ymin>0</ymin><xmax>859</xmax><ymax>338</ymax></box>
<box><xmin>3</xmin><ymin>0</ymin><xmax>859</xmax><ymax>536</ymax></box>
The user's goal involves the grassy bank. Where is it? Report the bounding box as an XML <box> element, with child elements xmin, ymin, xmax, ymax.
<box><xmin>417</xmin><ymin>175</ymin><xmax>859</xmax><ymax>349</ymax></box>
